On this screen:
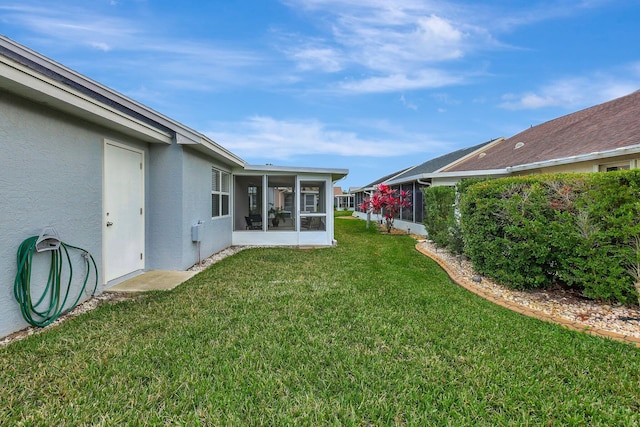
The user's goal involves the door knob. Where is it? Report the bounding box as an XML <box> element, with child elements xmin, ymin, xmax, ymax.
<box><xmin>106</xmin><ymin>221</ymin><xmax>113</xmax><ymax>227</ymax></box>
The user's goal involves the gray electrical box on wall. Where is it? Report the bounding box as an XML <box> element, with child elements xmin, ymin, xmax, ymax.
<box><xmin>191</xmin><ymin>222</ymin><xmax>202</xmax><ymax>242</ymax></box>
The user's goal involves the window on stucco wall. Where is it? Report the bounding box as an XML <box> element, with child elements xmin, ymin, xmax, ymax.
<box><xmin>599</xmin><ymin>163</ymin><xmax>631</xmax><ymax>172</ymax></box>
<box><xmin>212</xmin><ymin>167</ymin><xmax>230</xmax><ymax>218</ymax></box>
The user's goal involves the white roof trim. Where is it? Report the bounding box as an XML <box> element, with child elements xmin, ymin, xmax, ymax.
<box><xmin>176</xmin><ymin>133</ymin><xmax>246</xmax><ymax>167</ymax></box>
<box><xmin>506</xmin><ymin>144</ymin><xmax>640</xmax><ymax>172</ymax></box>
<box><xmin>240</xmin><ymin>164</ymin><xmax>349</xmax><ymax>181</ymax></box>
<box><xmin>1</xmin><ymin>35</ymin><xmax>246</xmax><ymax>165</ymax></box>
<box><xmin>417</xmin><ymin>169</ymin><xmax>509</xmax><ymax>179</ymax></box>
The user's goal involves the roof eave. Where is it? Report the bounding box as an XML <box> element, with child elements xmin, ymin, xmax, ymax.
<box><xmin>506</xmin><ymin>144</ymin><xmax>640</xmax><ymax>173</ymax></box>
<box><xmin>240</xmin><ymin>164</ymin><xmax>349</xmax><ymax>182</ymax></box>
<box><xmin>177</xmin><ymin>134</ymin><xmax>246</xmax><ymax>167</ymax></box>
<box><xmin>427</xmin><ymin>169</ymin><xmax>510</xmax><ymax>179</ymax></box>
<box><xmin>0</xmin><ymin>54</ymin><xmax>172</xmax><ymax>144</ymax></box>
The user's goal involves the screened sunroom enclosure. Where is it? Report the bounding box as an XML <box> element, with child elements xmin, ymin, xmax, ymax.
<box><xmin>231</xmin><ymin>166</ymin><xmax>347</xmax><ymax>246</ymax></box>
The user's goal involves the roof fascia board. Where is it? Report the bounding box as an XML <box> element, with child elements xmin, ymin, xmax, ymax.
<box><xmin>0</xmin><ymin>56</ymin><xmax>172</xmax><ymax>143</ymax></box>
<box><xmin>387</xmin><ymin>169</ymin><xmax>509</xmax><ymax>185</ymax></box>
<box><xmin>238</xmin><ymin>164</ymin><xmax>349</xmax><ymax>182</ymax></box>
<box><xmin>506</xmin><ymin>144</ymin><xmax>640</xmax><ymax>172</ymax></box>
<box><xmin>386</xmin><ymin>174</ymin><xmax>429</xmax><ymax>185</ymax></box>
<box><xmin>422</xmin><ymin>169</ymin><xmax>510</xmax><ymax>179</ymax></box>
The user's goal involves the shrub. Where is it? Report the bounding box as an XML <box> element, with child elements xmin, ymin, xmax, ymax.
<box><xmin>553</xmin><ymin>172</ymin><xmax>640</xmax><ymax>303</ymax></box>
<box><xmin>422</xmin><ymin>186</ymin><xmax>456</xmax><ymax>248</ymax></box>
<box><xmin>360</xmin><ymin>184</ymin><xmax>411</xmax><ymax>232</ymax></box>
<box><xmin>459</xmin><ymin>171</ymin><xmax>640</xmax><ymax>302</ymax></box>
<box><xmin>460</xmin><ymin>177</ymin><xmax>555</xmax><ymax>289</ymax></box>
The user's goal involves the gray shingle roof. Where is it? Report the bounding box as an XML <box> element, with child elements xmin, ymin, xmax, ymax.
<box><xmin>357</xmin><ymin>166</ymin><xmax>414</xmax><ymax>190</ymax></box>
<box><xmin>389</xmin><ymin>139</ymin><xmax>498</xmax><ymax>183</ymax></box>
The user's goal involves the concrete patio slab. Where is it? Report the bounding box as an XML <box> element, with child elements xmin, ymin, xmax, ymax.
<box><xmin>106</xmin><ymin>270</ymin><xmax>197</xmax><ymax>293</ymax></box>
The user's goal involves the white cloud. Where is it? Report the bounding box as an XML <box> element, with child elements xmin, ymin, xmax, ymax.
<box><xmin>399</xmin><ymin>94</ymin><xmax>418</xmax><ymax>110</ymax></box>
<box><xmin>284</xmin><ymin>38</ymin><xmax>344</xmax><ymax>72</ymax></box>
<box><xmin>338</xmin><ymin>69</ymin><xmax>464</xmax><ymax>93</ymax></box>
<box><xmin>333</xmin><ymin>13</ymin><xmax>469</xmax><ymax>73</ymax></box>
<box><xmin>1</xmin><ymin>5</ymin><xmax>140</xmax><ymax>51</ymax></box>
<box><xmin>206</xmin><ymin>116</ymin><xmax>445</xmax><ymax>160</ymax></box>
<box><xmin>278</xmin><ymin>0</ymin><xmax>498</xmax><ymax>93</ymax></box>
<box><xmin>0</xmin><ymin>2</ymin><xmax>268</xmax><ymax>92</ymax></box>
<box><xmin>500</xmin><ymin>65</ymin><xmax>640</xmax><ymax>110</ymax></box>
<box><xmin>89</xmin><ymin>42</ymin><xmax>111</xmax><ymax>52</ymax></box>
<box><xmin>480</xmin><ymin>0</ymin><xmax>612</xmax><ymax>32</ymax></box>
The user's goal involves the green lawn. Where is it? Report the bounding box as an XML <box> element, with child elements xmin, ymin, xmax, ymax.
<box><xmin>1</xmin><ymin>217</ymin><xmax>639</xmax><ymax>425</ymax></box>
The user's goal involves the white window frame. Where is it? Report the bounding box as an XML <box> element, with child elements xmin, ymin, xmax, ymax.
<box><xmin>212</xmin><ymin>167</ymin><xmax>230</xmax><ymax>218</ymax></box>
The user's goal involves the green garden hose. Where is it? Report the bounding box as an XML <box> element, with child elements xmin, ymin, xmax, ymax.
<box><xmin>14</xmin><ymin>236</ymin><xmax>99</xmax><ymax>328</ymax></box>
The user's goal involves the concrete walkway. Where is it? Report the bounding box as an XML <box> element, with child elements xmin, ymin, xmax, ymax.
<box><xmin>106</xmin><ymin>270</ymin><xmax>197</xmax><ymax>293</ymax></box>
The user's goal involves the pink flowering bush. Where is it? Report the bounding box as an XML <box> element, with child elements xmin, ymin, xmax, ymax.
<box><xmin>360</xmin><ymin>184</ymin><xmax>412</xmax><ymax>232</ymax></box>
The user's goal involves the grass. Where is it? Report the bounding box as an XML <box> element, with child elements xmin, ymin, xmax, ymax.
<box><xmin>1</xmin><ymin>216</ymin><xmax>639</xmax><ymax>425</ymax></box>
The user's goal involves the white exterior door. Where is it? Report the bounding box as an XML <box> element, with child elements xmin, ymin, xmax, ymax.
<box><xmin>104</xmin><ymin>141</ymin><xmax>145</xmax><ymax>282</ymax></box>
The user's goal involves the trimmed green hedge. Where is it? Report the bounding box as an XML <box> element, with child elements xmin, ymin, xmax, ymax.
<box><xmin>422</xmin><ymin>185</ymin><xmax>456</xmax><ymax>249</ymax></box>
<box><xmin>459</xmin><ymin>171</ymin><xmax>640</xmax><ymax>303</ymax></box>
<box><xmin>422</xmin><ymin>179</ymin><xmax>486</xmax><ymax>254</ymax></box>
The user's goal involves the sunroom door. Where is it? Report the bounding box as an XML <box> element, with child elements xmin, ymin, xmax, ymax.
<box><xmin>299</xmin><ymin>179</ymin><xmax>329</xmax><ymax>245</ymax></box>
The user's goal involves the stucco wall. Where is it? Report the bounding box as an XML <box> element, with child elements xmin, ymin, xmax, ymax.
<box><xmin>147</xmin><ymin>142</ymin><xmax>184</xmax><ymax>271</ymax></box>
<box><xmin>0</xmin><ymin>92</ymin><xmax>148</xmax><ymax>337</ymax></box>
<box><xmin>537</xmin><ymin>156</ymin><xmax>640</xmax><ymax>175</ymax></box>
<box><xmin>146</xmin><ymin>143</ymin><xmax>234</xmax><ymax>271</ymax></box>
<box><xmin>181</xmin><ymin>147</ymin><xmax>232</xmax><ymax>269</ymax></box>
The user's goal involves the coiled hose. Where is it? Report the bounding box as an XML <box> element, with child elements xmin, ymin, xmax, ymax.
<box><xmin>14</xmin><ymin>236</ymin><xmax>99</xmax><ymax>327</ymax></box>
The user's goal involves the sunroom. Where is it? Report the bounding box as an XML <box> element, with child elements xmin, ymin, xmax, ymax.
<box><xmin>231</xmin><ymin>165</ymin><xmax>348</xmax><ymax>247</ymax></box>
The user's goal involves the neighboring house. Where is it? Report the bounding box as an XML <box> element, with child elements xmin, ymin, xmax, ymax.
<box><xmin>333</xmin><ymin>186</ymin><xmax>354</xmax><ymax>210</ymax></box>
<box><xmin>351</xmin><ymin>140</ymin><xmax>498</xmax><ymax>235</ymax></box>
<box><xmin>351</xmin><ymin>167</ymin><xmax>413</xmax><ymax>212</ymax></box>
<box><xmin>352</xmin><ymin>90</ymin><xmax>640</xmax><ymax>236</ymax></box>
<box><xmin>0</xmin><ymin>36</ymin><xmax>347</xmax><ymax>338</ymax></box>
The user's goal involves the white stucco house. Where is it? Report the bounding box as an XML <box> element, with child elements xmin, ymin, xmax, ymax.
<box><xmin>0</xmin><ymin>35</ymin><xmax>347</xmax><ymax>338</ymax></box>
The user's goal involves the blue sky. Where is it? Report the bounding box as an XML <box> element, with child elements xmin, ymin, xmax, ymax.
<box><xmin>2</xmin><ymin>1</ymin><xmax>640</xmax><ymax>189</ymax></box>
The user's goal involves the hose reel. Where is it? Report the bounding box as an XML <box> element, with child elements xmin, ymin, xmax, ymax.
<box><xmin>14</xmin><ymin>227</ymin><xmax>99</xmax><ymax>328</ymax></box>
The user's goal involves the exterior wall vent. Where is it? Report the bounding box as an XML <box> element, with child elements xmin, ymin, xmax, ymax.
<box><xmin>514</xmin><ymin>142</ymin><xmax>525</xmax><ymax>150</ymax></box>
<box><xmin>478</xmin><ymin>152</ymin><xmax>486</xmax><ymax>159</ymax></box>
